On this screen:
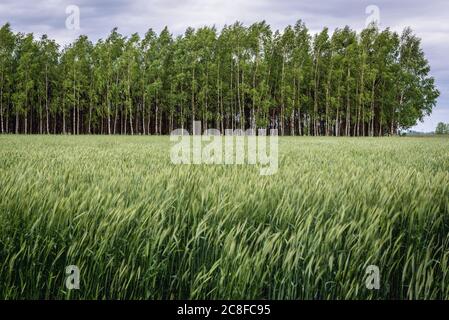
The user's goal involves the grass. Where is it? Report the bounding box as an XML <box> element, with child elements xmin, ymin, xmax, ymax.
<box><xmin>0</xmin><ymin>135</ymin><xmax>448</xmax><ymax>299</ymax></box>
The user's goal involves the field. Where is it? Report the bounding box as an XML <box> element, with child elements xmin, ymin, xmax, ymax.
<box><xmin>0</xmin><ymin>135</ymin><xmax>448</xmax><ymax>299</ymax></box>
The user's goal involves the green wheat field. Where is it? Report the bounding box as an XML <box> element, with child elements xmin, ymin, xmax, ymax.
<box><xmin>0</xmin><ymin>135</ymin><xmax>448</xmax><ymax>299</ymax></box>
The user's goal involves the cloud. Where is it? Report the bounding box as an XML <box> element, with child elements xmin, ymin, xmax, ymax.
<box><xmin>0</xmin><ymin>0</ymin><xmax>447</xmax><ymax>131</ymax></box>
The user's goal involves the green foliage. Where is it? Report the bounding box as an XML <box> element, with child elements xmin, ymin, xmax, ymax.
<box><xmin>0</xmin><ymin>136</ymin><xmax>448</xmax><ymax>299</ymax></box>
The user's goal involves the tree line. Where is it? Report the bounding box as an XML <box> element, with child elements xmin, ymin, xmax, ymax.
<box><xmin>0</xmin><ymin>21</ymin><xmax>439</xmax><ymax>136</ymax></box>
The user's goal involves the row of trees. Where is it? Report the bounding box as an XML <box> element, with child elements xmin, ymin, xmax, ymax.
<box><xmin>0</xmin><ymin>21</ymin><xmax>439</xmax><ymax>136</ymax></box>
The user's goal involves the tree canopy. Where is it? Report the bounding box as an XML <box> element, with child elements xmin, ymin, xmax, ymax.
<box><xmin>0</xmin><ymin>21</ymin><xmax>439</xmax><ymax>136</ymax></box>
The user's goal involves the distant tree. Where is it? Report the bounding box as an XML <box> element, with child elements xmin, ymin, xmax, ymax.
<box><xmin>37</xmin><ymin>34</ymin><xmax>59</xmax><ymax>134</ymax></box>
<box><xmin>0</xmin><ymin>23</ymin><xmax>15</xmax><ymax>133</ymax></box>
<box><xmin>435</xmin><ymin>122</ymin><xmax>449</xmax><ymax>135</ymax></box>
<box><xmin>12</xmin><ymin>33</ymin><xmax>38</xmax><ymax>134</ymax></box>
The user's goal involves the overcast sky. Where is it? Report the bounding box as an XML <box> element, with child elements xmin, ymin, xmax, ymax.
<box><xmin>1</xmin><ymin>0</ymin><xmax>447</xmax><ymax>132</ymax></box>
